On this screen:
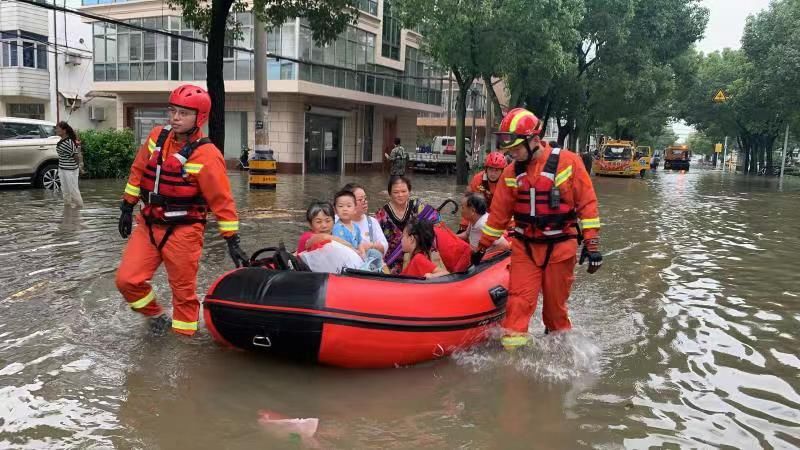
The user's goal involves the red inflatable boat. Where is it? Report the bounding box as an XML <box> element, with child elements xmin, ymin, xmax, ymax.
<box><xmin>203</xmin><ymin>252</ymin><xmax>510</xmax><ymax>369</ymax></box>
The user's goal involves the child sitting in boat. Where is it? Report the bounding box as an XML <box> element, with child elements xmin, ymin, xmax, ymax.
<box><xmin>401</xmin><ymin>217</ymin><xmax>449</xmax><ymax>279</ymax></box>
<box><xmin>332</xmin><ymin>190</ymin><xmax>384</xmax><ymax>272</ymax></box>
<box><xmin>297</xmin><ymin>200</ymin><xmax>383</xmax><ymax>273</ymax></box>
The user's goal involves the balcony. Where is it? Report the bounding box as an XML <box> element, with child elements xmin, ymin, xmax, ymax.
<box><xmin>82</xmin><ymin>0</ymin><xmax>130</xmax><ymax>5</ymax></box>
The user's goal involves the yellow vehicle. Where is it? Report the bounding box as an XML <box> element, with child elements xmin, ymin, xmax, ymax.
<box><xmin>592</xmin><ymin>139</ymin><xmax>650</xmax><ymax>178</ymax></box>
<box><xmin>664</xmin><ymin>144</ymin><xmax>691</xmax><ymax>170</ymax></box>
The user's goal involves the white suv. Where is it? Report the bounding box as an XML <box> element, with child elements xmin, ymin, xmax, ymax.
<box><xmin>0</xmin><ymin>117</ymin><xmax>61</xmax><ymax>189</ymax></box>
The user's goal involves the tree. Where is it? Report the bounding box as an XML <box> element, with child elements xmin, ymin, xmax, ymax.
<box><xmin>167</xmin><ymin>0</ymin><xmax>358</xmax><ymax>151</ymax></box>
<box><xmin>508</xmin><ymin>0</ymin><xmax>708</xmax><ymax>149</ymax></box>
<box><xmin>395</xmin><ymin>0</ymin><xmax>581</xmax><ymax>183</ymax></box>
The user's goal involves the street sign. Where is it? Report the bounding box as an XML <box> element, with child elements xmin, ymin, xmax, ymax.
<box><xmin>715</xmin><ymin>143</ymin><xmax>722</xmax><ymax>153</ymax></box>
<box><xmin>713</xmin><ymin>89</ymin><xmax>728</xmax><ymax>103</ymax></box>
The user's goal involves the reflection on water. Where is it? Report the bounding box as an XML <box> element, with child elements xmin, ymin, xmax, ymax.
<box><xmin>0</xmin><ymin>171</ymin><xmax>798</xmax><ymax>448</ymax></box>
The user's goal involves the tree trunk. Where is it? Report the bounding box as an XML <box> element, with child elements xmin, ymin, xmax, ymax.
<box><xmin>454</xmin><ymin>70</ymin><xmax>470</xmax><ymax>185</ymax></box>
<box><xmin>481</xmin><ymin>73</ymin><xmax>502</xmax><ymax>126</ymax></box>
<box><xmin>206</xmin><ymin>0</ymin><xmax>233</xmax><ymax>154</ymax></box>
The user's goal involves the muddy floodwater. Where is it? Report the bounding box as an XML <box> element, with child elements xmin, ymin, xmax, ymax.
<box><xmin>0</xmin><ymin>170</ymin><xmax>799</xmax><ymax>448</ymax></box>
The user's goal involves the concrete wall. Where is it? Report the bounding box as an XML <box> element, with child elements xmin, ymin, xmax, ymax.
<box><xmin>0</xmin><ymin>1</ymin><xmax>49</xmax><ymax>36</ymax></box>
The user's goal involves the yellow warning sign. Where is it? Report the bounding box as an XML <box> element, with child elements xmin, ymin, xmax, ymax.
<box><xmin>713</xmin><ymin>89</ymin><xmax>728</xmax><ymax>103</ymax></box>
<box><xmin>715</xmin><ymin>143</ymin><xmax>722</xmax><ymax>153</ymax></box>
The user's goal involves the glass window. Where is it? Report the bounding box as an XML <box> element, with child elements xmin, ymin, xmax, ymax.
<box><xmin>1</xmin><ymin>119</ymin><xmax>43</xmax><ymax>135</ymax></box>
<box><xmin>94</xmin><ymin>63</ymin><xmax>105</xmax><ymax>81</ymax></box>
<box><xmin>129</xmin><ymin>62</ymin><xmax>142</xmax><ymax>80</ymax></box>
<box><xmin>280</xmin><ymin>62</ymin><xmax>294</xmax><ymax>80</ymax></box>
<box><xmin>181</xmin><ymin>31</ymin><xmax>193</xmax><ymax>61</ymax></box>
<box><xmin>118</xmin><ymin>62</ymin><xmax>130</xmax><ymax>80</ymax></box>
<box><xmin>281</xmin><ymin>22</ymin><xmax>296</xmax><ymax>57</ymax></box>
<box><xmin>142</xmin><ymin>62</ymin><xmax>156</xmax><ymax>80</ymax></box>
<box><xmin>157</xmin><ymin>34</ymin><xmax>168</xmax><ymax>60</ymax></box>
<box><xmin>171</xmin><ymin>62</ymin><xmax>179</xmax><ymax>80</ymax></box>
<box><xmin>180</xmin><ymin>62</ymin><xmax>193</xmax><ymax>80</ymax></box>
<box><xmin>118</xmin><ymin>33</ymin><xmax>129</xmax><ymax>62</ymax></box>
<box><xmin>129</xmin><ymin>33</ymin><xmax>142</xmax><ymax>61</ymax></box>
<box><xmin>106</xmin><ymin>64</ymin><xmax>117</xmax><ymax>81</ymax></box>
<box><xmin>36</xmin><ymin>44</ymin><xmax>47</xmax><ymax>69</ymax></box>
<box><xmin>194</xmin><ymin>61</ymin><xmax>206</xmax><ymax>80</ymax></box>
<box><xmin>236</xmin><ymin>59</ymin><xmax>250</xmax><ymax>80</ymax></box>
<box><xmin>381</xmin><ymin>0</ymin><xmax>401</xmax><ymax>60</ymax></box>
<box><xmin>143</xmin><ymin>33</ymin><xmax>156</xmax><ymax>60</ymax></box>
<box><xmin>21</xmin><ymin>42</ymin><xmax>35</xmax><ymax>67</ymax></box>
<box><xmin>94</xmin><ymin>36</ymin><xmax>105</xmax><ymax>63</ymax></box>
<box><xmin>224</xmin><ymin>60</ymin><xmax>234</xmax><ymax>79</ymax></box>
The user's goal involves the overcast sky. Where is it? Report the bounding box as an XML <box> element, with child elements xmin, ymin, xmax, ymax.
<box><xmin>673</xmin><ymin>0</ymin><xmax>772</xmax><ymax>140</ymax></box>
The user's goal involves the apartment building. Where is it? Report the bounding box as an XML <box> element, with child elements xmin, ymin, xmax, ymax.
<box><xmin>0</xmin><ymin>0</ymin><xmax>116</xmax><ymax>129</ymax></box>
<box><xmin>81</xmin><ymin>0</ymin><xmax>444</xmax><ymax>173</ymax></box>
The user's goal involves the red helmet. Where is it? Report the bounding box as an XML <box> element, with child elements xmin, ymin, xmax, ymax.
<box><xmin>495</xmin><ymin>108</ymin><xmax>542</xmax><ymax>149</ymax></box>
<box><xmin>484</xmin><ymin>151</ymin><xmax>507</xmax><ymax>169</ymax></box>
<box><xmin>169</xmin><ymin>84</ymin><xmax>211</xmax><ymax>127</ymax></box>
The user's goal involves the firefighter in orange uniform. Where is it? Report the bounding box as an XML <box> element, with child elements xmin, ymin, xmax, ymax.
<box><xmin>115</xmin><ymin>84</ymin><xmax>249</xmax><ymax>336</ymax></box>
<box><xmin>458</xmin><ymin>151</ymin><xmax>508</xmax><ymax>233</ymax></box>
<box><xmin>471</xmin><ymin>108</ymin><xmax>602</xmax><ymax>349</ymax></box>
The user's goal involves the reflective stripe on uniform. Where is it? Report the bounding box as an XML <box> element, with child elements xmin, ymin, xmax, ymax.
<box><xmin>501</xmin><ymin>334</ymin><xmax>532</xmax><ymax>349</ymax></box>
<box><xmin>482</xmin><ymin>224</ymin><xmax>505</xmax><ymax>238</ymax></box>
<box><xmin>147</xmin><ymin>139</ymin><xmax>156</xmax><ymax>154</ymax></box>
<box><xmin>184</xmin><ymin>163</ymin><xmax>203</xmax><ymax>174</ymax></box>
<box><xmin>504</xmin><ymin>177</ymin><xmax>518</xmax><ymax>188</ymax></box>
<box><xmin>129</xmin><ymin>290</ymin><xmax>155</xmax><ymax>310</ymax></box>
<box><xmin>172</xmin><ymin>319</ymin><xmax>198</xmax><ymax>331</ymax></box>
<box><xmin>218</xmin><ymin>220</ymin><xmax>239</xmax><ymax>232</ymax></box>
<box><xmin>581</xmin><ymin>217</ymin><xmax>601</xmax><ymax>229</ymax></box>
<box><xmin>124</xmin><ymin>183</ymin><xmax>141</xmax><ymax>197</ymax></box>
<box><xmin>555</xmin><ymin>165</ymin><xmax>573</xmax><ymax>187</ymax></box>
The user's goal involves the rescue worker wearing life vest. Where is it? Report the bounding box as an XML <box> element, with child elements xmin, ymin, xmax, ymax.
<box><xmin>115</xmin><ymin>84</ymin><xmax>249</xmax><ymax>336</ymax></box>
<box><xmin>471</xmin><ymin>108</ymin><xmax>602</xmax><ymax>350</ymax></box>
<box><xmin>458</xmin><ymin>151</ymin><xmax>508</xmax><ymax>232</ymax></box>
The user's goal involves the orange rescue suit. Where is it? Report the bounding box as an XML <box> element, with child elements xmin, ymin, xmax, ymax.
<box><xmin>478</xmin><ymin>143</ymin><xmax>600</xmax><ymax>333</ymax></box>
<box><xmin>115</xmin><ymin>126</ymin><xmax>239</xmax><ymax>336</ymax></box>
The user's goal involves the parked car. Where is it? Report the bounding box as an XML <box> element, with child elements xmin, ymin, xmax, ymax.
<box><xmin>0</xmin><ymin>117</ymin><xmax>60</xmax><ymax>189</ymax></box>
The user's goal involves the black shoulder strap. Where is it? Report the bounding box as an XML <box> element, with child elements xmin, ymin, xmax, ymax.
<box><xmin>179</xmin><ymin>137</ymin><xmax>212</xmax><ymax>159</ymax></box>
<box><xmin>155</xmin><ymin>126</ymin><xmax>172</xmax><ymax>165</ymax></box>
<box><xmin>542</xmin><ymin>148</ymin><xmax>561</xmax><ymax>177</ymax></box>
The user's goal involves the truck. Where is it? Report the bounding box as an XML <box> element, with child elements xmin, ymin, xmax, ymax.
<box><xmin>409</xmin><ymin>136</ymin><xmax>472</xmax><ymax>173</ymax></box>
<box><xmin>664</xmin><ymin>145</ymin><xmax>691</xmax><ymax>171</ymax></box>
<box><xmin>592</xmin><ymin>139</ymin><xmax>650</xmax><ymax>178</ymax></box>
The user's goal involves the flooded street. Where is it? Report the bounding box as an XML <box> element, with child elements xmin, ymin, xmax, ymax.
<box><xmin>1</xmin><ymin>169</ymin><xmax>799</xmax><ymax>449</ymax></box>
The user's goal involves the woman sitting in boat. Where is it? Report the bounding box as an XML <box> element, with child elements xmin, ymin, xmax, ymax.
<box><xmin>297</xmin><ymin>200</ymin><xmax>383</xmax><ymax>273</ymax></box>
<box><xmin>401</xmin><ymin>217</ymin><xmax>449</xmax><ymax>279</ymax></box>
<box><xmin>458</xmin><ymin>192</ymin><xmax>510</xmax><ymax>257</ymax></box>
<box><xmin>375</xmin><ymin>176</ymin><xmax>440</xmax><ymax>274</ymax></box>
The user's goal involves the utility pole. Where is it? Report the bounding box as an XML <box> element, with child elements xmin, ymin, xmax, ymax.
<box><xmin>483</xmin><ymin>81</ymin><xmax>492</xmax><ymax>156</ymax></box>
<box><xmin>445</xmin><ymin>74</ymin><xmax>452</xmax><ymax>137</ymax></box>
<box><xmin>470</xmin><ymin>87</ymin><xmax>477</xmax><ymax>159</ymax></box>
<box><xmin>53</xmin><ymin>9</ymin><xmax>60</xmax><ymax>122</ymax></box>
<box><xmin>722</xmin><ymin>136</ymin><xmax>728</xmax><ymax>173</ymax></box>
<box><xmin>779</xmin><ymin>123</ymin><xmax>789</xmax><ymax>182</ymax></box>
<box><xmin>249</xmin><ymin>15</ymin><xmax>276</xmax><ymax>189</ymax></box>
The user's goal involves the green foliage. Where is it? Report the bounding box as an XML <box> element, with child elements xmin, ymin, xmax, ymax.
<box><xmin>78</xmin><ymin>128</ymin><xmax>137</xmax><ymax>179</ymax></box>
<box><xmin>637</xmin><ymin>124</ymin><xmax>679</xmax><ymax>150</ymax></box>
<box><xmin>687</xmin><ymin>131</ymin><xmax>716</xmax><ymax>156</ymax></box>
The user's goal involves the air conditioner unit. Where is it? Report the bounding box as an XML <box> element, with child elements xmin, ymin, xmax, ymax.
<box><xmin>65</xmin><ymin>53</ymin><xmax>82</xmax><ymax>66</ymax></box>
<box><xmin>90</xmin><ymin>106</ymin><xmax>106</xmax><ymax>121</ymax></box>
<box><xmin>64</xmin><ymin>97</ymin><xmax>82</xmax><ymax>109</ymax></box>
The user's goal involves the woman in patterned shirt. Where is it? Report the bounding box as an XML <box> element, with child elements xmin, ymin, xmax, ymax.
<box><xmin>55</xmin><ymin>121</ymin><xmax>84</xmax><ymax>208</ymax></box>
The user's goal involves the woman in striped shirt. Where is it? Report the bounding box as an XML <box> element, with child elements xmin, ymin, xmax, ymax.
<box><xmin>55</xmin><ymin>121</ymin><xmax>84</xmax><ymax>208</ymax></box>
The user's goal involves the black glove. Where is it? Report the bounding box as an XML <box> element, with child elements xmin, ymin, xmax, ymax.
<box><xmin>579</xmin><ymin>238</ymin><xmax>602</xmax><ymax>274</ymax></box>
<box><xmin>225</xmin><ymin>234</ymin><xmax>250</xmax><ymax>268</ymax></box>
<box><xmin>471</xmin><ymin>249</ymin><xmax>486</xmax><ymax>267</ymax></box>
<box><xmin>118</xmin><ymin>200</ymin><xmax>134</xmax><ymax>239</ymax></box>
